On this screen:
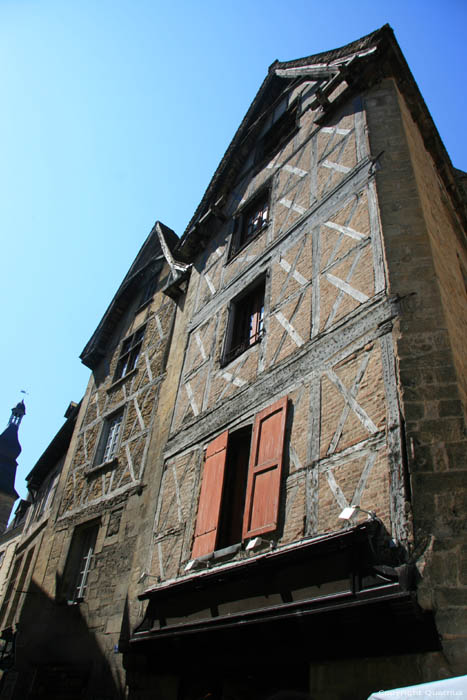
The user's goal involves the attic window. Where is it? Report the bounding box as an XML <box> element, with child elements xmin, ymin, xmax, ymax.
<box><xmin>255</xmin><ymin>101</ymin><xmax>298</xmax><ymax>165</ymax></box>
<box><xmin>114</xmin><ymin>326</ymin><xmax>145</xmax><ymax>381</ymax></box>
<box><xmin>139</xmin><ymin>278</ymin><xmax>157</xmax><ymax>308</ymax></box>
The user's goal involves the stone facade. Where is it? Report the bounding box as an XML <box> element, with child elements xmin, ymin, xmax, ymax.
<box><xmin>365</xmin><ymin>76</ymin><xmax>467</xmax><ymax>676</ymax></box>
<box><xmin>0</xmin><ymin>25</ymin><xmax>465</xmax><ymax>700</ymax></box>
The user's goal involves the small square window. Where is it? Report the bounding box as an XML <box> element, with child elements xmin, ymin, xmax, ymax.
<box><xmin>114</xmin><ymin>326</ymin><xmax>145</xmax><ymax>381</ymax></box>
<box><xmin>95</xmin><ymin>411</ymin><xmax>123</xmax><ymax>466</ymax></box>
<box><xmin>230</xmin><ymin>190</ymin><xmax>270</xmax><ymax>257</ymax></box>
<box><xmin>223</xmin><ymin>278</ymin><xmax>265</xmax><ymax>365</ymax></box>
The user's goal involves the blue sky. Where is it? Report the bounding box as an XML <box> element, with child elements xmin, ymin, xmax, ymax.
<box><xmin>1</xmin><ymin>0</ymin><xmax>466</xmax><ymax>501</ymax></box>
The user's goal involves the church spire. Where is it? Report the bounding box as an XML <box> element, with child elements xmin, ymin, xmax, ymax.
<box><xmin>0</xmin><ymin>401</ymin><xmax>25</xmax><ymax>531</ymax></box>
<box><xmin>7</xmin><ymin>400</ymin><xmax>26</xmax><ymax>428</ymax></box>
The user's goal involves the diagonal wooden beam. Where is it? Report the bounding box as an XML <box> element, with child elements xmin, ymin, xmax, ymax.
<box><xmin>326</xmin><ymin>368</ymin><xmax>378</xmax><ymax>435</ymax></box>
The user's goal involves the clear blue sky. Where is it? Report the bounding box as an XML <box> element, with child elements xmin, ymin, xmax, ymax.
<box><xmin>1</xmin><ymin>0</ymin><xmax>466</xmax><ymax>501</ymax></box>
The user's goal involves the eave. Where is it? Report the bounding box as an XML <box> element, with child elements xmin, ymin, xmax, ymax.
<box><xmin>25</xmin><ymin>401</ymin><xmax>80</xmax><ymax>489</ymax></box>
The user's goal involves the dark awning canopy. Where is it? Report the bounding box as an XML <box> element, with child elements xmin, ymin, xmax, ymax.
<box><xmin>128</xmin><ymin>523</ymin><xmax>439</xmax><ymax>669</ymax></box>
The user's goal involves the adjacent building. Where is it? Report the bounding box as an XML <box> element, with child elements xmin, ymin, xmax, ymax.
<box><xmin>0</xmin><ymin>25</ymin><xmax>465</xmax><ymax>700</ymax></box>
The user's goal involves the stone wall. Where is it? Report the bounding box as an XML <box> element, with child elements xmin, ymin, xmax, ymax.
<box><xmin>365</xmin><ymin>77</ymin><xmax>467</xmax><ymax>675</ymax></box>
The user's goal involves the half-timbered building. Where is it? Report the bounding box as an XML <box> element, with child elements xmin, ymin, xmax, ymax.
<box><xmin>1</xmin><ymin>25</ymin><xmax>466</xmax><ymax>700</ymax></box>
<box><xmin>128</xmin><ymin>25</ymin><xmax>467</xmax><ymax>700</ymax></box>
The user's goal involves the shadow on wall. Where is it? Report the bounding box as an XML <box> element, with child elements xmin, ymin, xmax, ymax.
<box><xmin>0</xmin><ymin>573</ymin><xmax>124</xmax><ymax>700</ymax></box>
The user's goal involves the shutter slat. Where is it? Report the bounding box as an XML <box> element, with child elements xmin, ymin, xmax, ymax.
<box><xmin>192</xmin><ymin>431</ymin><xmax>228</xmax><ymax>558</ymax></box>
<box><xmin>242</xmin><ymin>396</ymin><xmax>288</xmax><ymax>539</ymax></box>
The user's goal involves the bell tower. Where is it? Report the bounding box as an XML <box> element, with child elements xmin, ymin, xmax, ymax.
<box><xmin>0</xmin><ymin>401</ymin><xmax>25</xmax><ymax>532</ymax></box>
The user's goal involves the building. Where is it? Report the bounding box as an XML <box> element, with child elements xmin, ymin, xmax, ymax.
<box><xmin>0</xmin><ymin>24</ymin><xmax>466</xmax><ymax>700</ymax></box>
<box><xmin>128</xmin><ymin>24</ymin><xmax>467</xmax><ymax>699</ymax></box>
<box><xmin>0</xmin><ymin>401</ymin><xmax>79</xmax><ymax>694</ymax></box>
<box><xmin>0</xmin><ymin>224</ymin><xmax>184</xmax><ymax>698</ymax></box>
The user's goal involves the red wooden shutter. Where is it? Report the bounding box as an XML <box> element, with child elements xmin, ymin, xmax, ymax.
<box><xmin>242</xmin><ymin>395</ymin><xmax>288</xmax><ymax>540</ymax></box>
<box><xmin>192</xmin><ymin>431</ymin><xmax>228</xmax><ymax>558</ymax></box>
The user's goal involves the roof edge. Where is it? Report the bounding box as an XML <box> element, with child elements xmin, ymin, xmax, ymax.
<box><xmin>80</xmin><ymin>222</ymin><xmax>178</xmax><ymax>370</ymax></box>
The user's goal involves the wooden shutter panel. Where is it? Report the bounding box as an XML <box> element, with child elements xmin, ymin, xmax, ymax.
<box><xmin>192</xmin><ymin>431</ymin><xmax>228</xmax><ymax>558</ymax></box>
<box><xmin>242</xmin><ymin>395</ymin><xmax>288</xmax><ymax>540</ymax></box>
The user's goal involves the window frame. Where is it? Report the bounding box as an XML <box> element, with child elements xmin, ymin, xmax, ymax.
<box><xmin>113</xmin><ymin>325</ymin><xmax>146</xmax><ymax>382</ymax></box>
<box><xmin>221</xmin><ymin>277</ymin><xmax>266</xmax><ymax>366</ymax></box>
<box><xmin>229</xmin><ymin>187</ymin><xmax>271</xmax><ymax>259</ymax></box>
<box><xmin>191</xmin><ymin>396</ymin><xmax>288</xmax><ymax>559</ymax></box>
<box><xmin>254</xmin><ymin>99</ymin><xmax>299</xmax><ymax>167</ymax></box>
<box><xmin>30</xmin><ymin>468</ymin><xmax>60</xmax><ymax>524</ymax></box>
<box><xmin>0</xmin><ymin>556</ymin><xmax>23</xmax><ymax>628</ymax></box>
<box><xmin>229</xmin><ymin>185</ymin><xmax>271</xmax><ymax>259</ymax></box>
<box><xmin>5</xmin><ymin>548</ymin><xmax>34</xmax><ymax>628</ymax></box>
<box><xmin>138</xmin><ymin>278</ymin><xmax>157</xmax><ymax>310</ymax></box>
<box><xmin>93</xmin><ymin>410</ymin><xmax>124</xmax><ymax>468</ymax></box>
<box><xmin>64</xmin><ymin>522</ymin><xmax>99</xmax><ymax>604</ymax></box>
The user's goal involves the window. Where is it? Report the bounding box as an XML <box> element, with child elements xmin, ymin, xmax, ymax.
<box><xmin>5</xmin><ymin>548</ymin><xmax>34</xmax><ymax>628</ymax></box>
<box><xmin>0</xmin><ymin>556</ymin><xmax>23</xmax><ymax>628</ymax></box>
<box><xmin>139</xmin><ymin>278</ymin><xmax>157</xmax><ymax>308</ymax></box>
<box><xmin>223</xmin><ymin>278</ymin><xmax>265</xmax><ymax>364</ymax></box>
<box><xmin>255</xmin><ymin>101</ymin><xmax>298</xmax><ymax>165</ymax></box>
<box><xmin>95</xmin><ymin>411</ymin><xmax>123</xmax><ymax>466</ymax></box>
<box><xmin>114</xmin><ymin>326</ymin><xmax>145</xmax><ymax>381</ymax></box>
<box><xmin>192</xmin><ymin>396</ymin><xmax>288</xmax><ymax>558</ymax></box>
<box><xmin>0</xmin><ymin>628</ymin><xmax>15</xmax><ymax>670</ymax></box>
<box><xmin>63</xmin><ymin>523</ymin><xmax>99</xmax><ymax>603</ymax></box>
<box><xmin>216</xmin><ymin>426</ymin><xmax>252</xmax><ymax>549</ymax></box>
<box><xmin>231</xmin><ymin>189</ymin><xmax>270</xmax><ymax>256</ymax></box>
<box><xmin>30</xmin><ymin>469</ymin><xmax>60</xmax><ymax>524</ymax></box>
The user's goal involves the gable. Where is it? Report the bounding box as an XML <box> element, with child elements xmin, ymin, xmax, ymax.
<box><xmin>80</xmin><ymin>222</ymin><xmax>178</xmax><ymax>369</ymax></box>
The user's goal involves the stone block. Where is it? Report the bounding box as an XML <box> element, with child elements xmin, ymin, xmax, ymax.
<box><xmin>436</xmin><ymin>366</ymin><xmax>458</xmax><ymax>384</ymax></box>
<box><xmin>441</xmin><ymin>639</ymin><xmax>467</xmax><ymax>675</ymax></box>
<box><xmin>435</xmin><ymin>587</ymin><xmax>467</xmax><ymax>607</ymax></box>
<box><xmin>411</xmin><ymin>443</ymin><xmax>434</xmax><ymax>471</ymax></box>
<box><xmin>416</xmin><ymin>417</ymin><xmax>464</xmax><ymax>445</ymax></box>
<box><xmin>404</xmin><ymin>402</ymin><xmax>425</xmax><ymax>421</ymax></box>
<box><xmin>105</xmin><ymin>615</ymin><xmax>123</xmax><ymax>635</ymax></box>
<box><xmin>439</xmin><ymin>400</ymin><xmax>463</xmax><ymax>417</ymax></box>
<box><xmin>426</xmin><ymin>550</ymin><xmax>459</xmax><ymax>586</ymax></box>
<box><xmin>435</xmin><ymin>609</ymin><xmax>467</xmax><ymax>636</ymax></box>
<box><xmin>446</xmin><ymin>442</ymin><xmax>467</xmax><ymax>470</ymax></box>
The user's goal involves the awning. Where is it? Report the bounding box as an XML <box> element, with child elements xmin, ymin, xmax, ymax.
<box><xmin>128</xmin><ymin>523</ymin><xmax>439</xmax><ymax>670</ymax></box>
<box><xmin>368</xmin><ymin>675</ymin><xmax>467</xmax><ymax>700</ymax></box>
